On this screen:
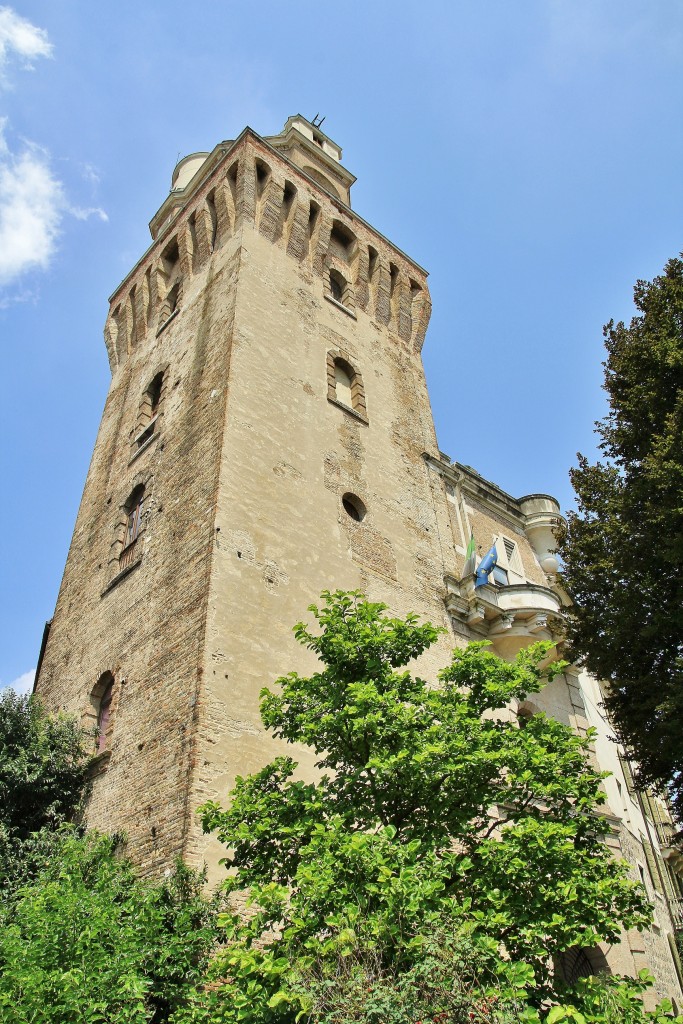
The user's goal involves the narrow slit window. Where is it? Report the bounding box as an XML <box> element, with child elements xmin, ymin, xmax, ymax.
<box><xmin>255</xmin><ymin>159</ymin><xmax>271</xmax><ymax>198</ymax></box>
<box><xmin>207</xmin><ymin>191</ymin><xmax>218</xmax><ymax>250</ymax></box>
<box><xmin>120</xmin><ymin>485</ymin><xmax>144</xmax><ymax>569</ymax></box>
<box><xmin>149</xmin><ymin>373</ymin><xmax>162</xmax><ymax>418</ymax></box>
<box><xmin>97</xmin><ymin>678</ymin><xmax>113</xmax><ymax>753</ymax></box>
<box><xmin>308</xmin><ymin>200</ymin><xmax>320</xmax><ymax>236</ymax></box>
<box><xmin>158</xmin><ymin>237</ymin><xmax>181</xmax><ymax>329</ymax></box>
<box><xmin>342</xmin><ymin>493</ymin><xmax>366</xmax><ymax>522</ymax></box>
<box><xmin>144</xmin><ymin>267</ymin><xmax>152</xmax><ymax>327</ymax></box>
<box><xmin>329</xmin><ymin>269</ymin><xmax>346</xmax><ymax>304</ymax></box>
<box><xmin>135</xmin><ymin>372</ymin><xmax>164</xmax><ymax>448</ymax></box>
<box><xmin>368</xmin><ymin>246</ymin><xmax>379</xmax><ymax>282</ymax></box>
<box><xmin>327</xmin><ymin>352</ymin><xmax>367</xmax><ymax>422</ymax></box>
<box><xmin>188</xmin><ymin>211</ymin><xmax>198</xmax><ymax>265</ymax></box>
<box><xmin>166</xmin><ymin>282</ymin><xmax>180</xmax><ymax>315</ymax></box>
<box><xmin>334</xmin><ymin>361</ymin><xmax>353</xmax><ymax>407</ymax></box>
<box><xmin>282</xmin><ymin>181</ymin><xmax>296</xmax><ymax>218</ymax></box>
<box><xmin>128</xmin><ymin>285</ymin><xmax>137</xmax><ymax>344</ymax></box>
<box><xmin>389</xmin><ymin>263</ymin><xmax>399</xmax><ymax>297</ymax></box>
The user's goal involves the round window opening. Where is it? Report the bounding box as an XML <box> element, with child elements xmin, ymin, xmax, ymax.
<box><xmin>342</xmin><ymin>493</ymin><xmax>366</xmax><ymax>522</ymax></box>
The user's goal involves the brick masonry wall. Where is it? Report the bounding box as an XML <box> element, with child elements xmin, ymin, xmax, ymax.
<box><xmin>33</xmin><ymin>125</ymin><xmax>683</xmax><ymax>1001</ymax></box>
<box><xmin>35</xmin><ymin>235</ymin><xmax>241</xmax><ymax>871</ymax></box>
<box><xmin>36</xmin><ymin>131</ymin><xmax>449</xmax><ymax>874</ymax></box>
<box><xmin>182</xmin><ymin>137</ymin><xmax>459</xmax><ymax>874</ymax></box>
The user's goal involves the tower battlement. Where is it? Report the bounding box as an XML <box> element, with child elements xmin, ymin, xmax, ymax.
<box><xmin>106</xmin><ymin>118</ymin><xmax>430</xmax><ymax>373</ymax></box>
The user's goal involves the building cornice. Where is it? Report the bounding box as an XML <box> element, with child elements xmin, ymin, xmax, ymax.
<box><xmin>108</xmin><ymin>125</ymin><xmax>428</xmax><ymax>307</ymax></box>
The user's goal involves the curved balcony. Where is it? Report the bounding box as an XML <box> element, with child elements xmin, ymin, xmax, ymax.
<box><xmin>444</xmin><ymin>574</ymin><xmax>564</xmax><ymax>657</ymax></box>
<box><xmin>495</xmin><ymin>582</ymin><xmax>562</xmax><ymax>615</ymax></box>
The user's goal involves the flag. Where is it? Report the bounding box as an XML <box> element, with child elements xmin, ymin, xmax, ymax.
<box><xmin>462</xmin><ymin>532</ymin><xmax>476</xmax><ymax>577</ymax></box>
<box><xmin>474</xmin><ymin>544</ymin><xmax>498</xmax><ymax>588</ymax></box>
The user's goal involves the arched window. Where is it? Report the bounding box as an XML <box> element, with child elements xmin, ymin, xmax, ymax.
<box><xmin>120</xmin><ymin>485</ymin><xmax>144</xmax><ymax>569</ymax></box>
<box><xmin>134</xmin><ymin>371</ymin><xmax>165</xmax><ymax>449</ymax></box>
<box><xmin>556</xmin><ymin>947</ymin><xmax>610</xmax><ymax>985</ymax></box>
<box><xmin>329</xmin><ymin>268</ymin><xmax>346</xmax><ymax>304</ymax></box>
<box><xmin>334</xmin><ymin>361</ymin><xmax>353</xmax><ymax>408</ymax></box>
<box><xmin>326</xmin><ymin>352</ymin><xmax>368</xmax><ymax>423</ymax></box>
<box><xmin>89</xmin><ymin>671</ymin><xmax>115</xmax><ymax>754</ymax></box>
<box><xmin>97</xmin><ymin>677</ymin><xmax>114</xmax><ymax>753</ymax></box>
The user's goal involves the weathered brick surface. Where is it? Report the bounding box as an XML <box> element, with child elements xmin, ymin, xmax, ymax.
<box><xmin>34</xmin><ymin>122</ymin><xmax>683</xmax><ymax>1001</ymax></box>
<box><xmin>36</xmin><ymin>129</ymin><xmax>450</xmax><ymax>874</ymax></box>
<box><xmin>36</xmin><ymin>233</ymin><xmax>241</xmax><ymax>872</ymax></box>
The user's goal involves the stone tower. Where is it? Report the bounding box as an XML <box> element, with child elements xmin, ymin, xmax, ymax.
<box><xmin>34</xmin><ymin>116</ymin><xmax>456</xmax><ymax>872</ymax></box>
<box><xmin>34</xmin><ymin>117</ymin><xmax>683</xmax><ymax>1003</ymax></box>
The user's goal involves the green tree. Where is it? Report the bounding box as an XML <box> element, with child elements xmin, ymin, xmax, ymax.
<box><xmin>182</xmin><ymin>592</ymin><xmax>664</xmax><ymax>1024</ymax></box>
<box><xmin>558</xmin><ymin>255</ymin><xmax>683</xmax><ymax>814</ymax></box>
<box><xmin>0</xmin><ymin>689</ymin><xmax>92</xmax><ymax>888</ymax></box>
<box><xmin>0</xmin><ymin>830</ymin><xmax>219</xmax><ymax>1024</ymax></box>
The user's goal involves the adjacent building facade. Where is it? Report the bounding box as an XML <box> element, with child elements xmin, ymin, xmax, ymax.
<box><xmin>33</xmin><ymin>116</ymin><xmax>683</xmax><ymax>1005</ymax></box>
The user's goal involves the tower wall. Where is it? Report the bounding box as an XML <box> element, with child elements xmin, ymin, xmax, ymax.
<box><xmin>32</xmin><ymin>120</ymin><xmax>683</xmax><ymax>1003</ymax></box>
<box><xmin>181</xmin><ymin>170</ymin><xmax>459</xmax><ymax>869</ymax></box>
<box><xmin>35</xmin><ymin>127</ymin><xmax>455</xmax><ymax>871</ymax></box>
<box><xmin>35</xmin><ymin>212</ymin><xmax>242</xmax><ymax>871</ymax></box>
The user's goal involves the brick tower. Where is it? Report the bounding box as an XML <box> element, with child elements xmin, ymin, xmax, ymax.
<box><xmin>34</xmin><ymin>116</ymin><xmax>457</xmax><ymax>873</ymax></box>
<box><xmin>33</xmin><ymin>117</ymin><xmax>683</xmax><ymax>1004</ymax></box>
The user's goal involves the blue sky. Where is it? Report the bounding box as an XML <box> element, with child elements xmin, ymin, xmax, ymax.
<box><xmin>1</xmin><ymin>1</ymin><xmax>682</xmax><ymax>692</ymax></box>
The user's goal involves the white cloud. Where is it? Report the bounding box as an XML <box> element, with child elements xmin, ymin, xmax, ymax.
<box><xmin>0</xmin><ymin>283</ymin><xmax>36</xmax><ymax>309</ymax></box>
<box><xmin>69</xmin><ymin>205</ymin><xmax>108</xmax><ymax>223</ymax></box>
<box><xmin>81</xmin><ymin>162</ymin><xmax>101</xmax><ymax>187</ymax></box>
<box><xmin>2</xmin><ymin>669</ymin><xmax>35</xmax><ymax>695</ymax></box>
<box><xmin>0</xmin><ymin>11</ymin><xmax>106</xmax><ymax>295</ymax></box>
<box><xmin>0</xmin><ymin>6</ymin><xmax>52</xmax><ymax>77</ymax></box>
<box><xmin>0</xmin><ymin>131</ymin><xmax>109</xmax><ymax>291</ymax></box>
<box><xmin>0</xmin><ymin>124</ymin><xmax>65</xmax><ymax>286</ymax></box>
<box><xmin>0</xmin><ymin>10</ymin><xmax>61</xmax><ymax>288</ymax></box>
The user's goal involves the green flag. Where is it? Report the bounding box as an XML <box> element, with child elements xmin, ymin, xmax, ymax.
<box><xmin>462</xmin><ymin>532</ymin><xmax>476</xmax><ymax>577</ymax></box>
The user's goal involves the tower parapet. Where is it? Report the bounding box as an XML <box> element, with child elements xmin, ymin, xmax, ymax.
<box><xmin>105</xmin><ymin>117</ymin><xmax>430</xmax><ymax>373</ymax></box>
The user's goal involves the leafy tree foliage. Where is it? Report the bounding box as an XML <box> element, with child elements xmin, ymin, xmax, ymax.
<box><xmin>558</xmin><ymin>255</ymin><xmax>683</xmax><ymax>814</ymax></box>
<box><xmin>182</xmin><ymin>592</ymin><xmax>666</xmax><ymax>1024</ymax></box>
<box><xmin>0</xmin><ymin>689</ymin><xmax>91</xmax><ymax>836</ymax></box>
<box><xmin>0</xmin><ymin>689</ymin><xmax>92</xmax><ymax>887</ymax></box>
<box><xmin>0</xmin><ymin>691</ymin><xmax>222</xmax><ymax>1022</ymax></box>
<box><xmin>0</xmin><ymin>830</ymin><xmax>219</xmax><ymax>1024</ymax></box>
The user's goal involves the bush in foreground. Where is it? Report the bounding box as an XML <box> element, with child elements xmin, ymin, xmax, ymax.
<box><xmin>0</xmin><ymin>830</ymin><xmax>218</xmax><ymax>1024</ymax></box>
